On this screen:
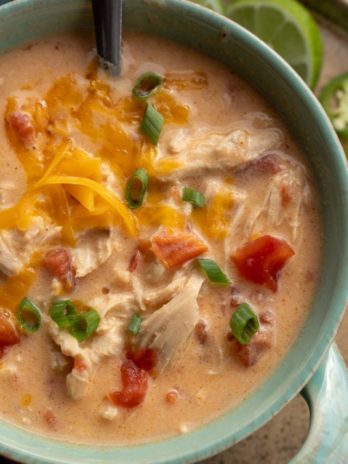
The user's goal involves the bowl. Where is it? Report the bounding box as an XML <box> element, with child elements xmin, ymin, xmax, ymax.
<box><xmin>0</xmin><ymin>1</ymin><xmax>347</xmax><ymax>463</ymax></box>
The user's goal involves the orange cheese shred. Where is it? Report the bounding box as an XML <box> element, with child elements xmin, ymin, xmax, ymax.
<box><xmin>36</xmin><ymin>176</ymin><xmax>137</xmax><ymax>236</ymax></box>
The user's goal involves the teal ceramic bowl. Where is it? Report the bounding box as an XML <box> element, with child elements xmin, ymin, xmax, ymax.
<box><xmin>0</xmin><ymin>1</ymin><xmax>347</xmax><ymax>463</ymax></box>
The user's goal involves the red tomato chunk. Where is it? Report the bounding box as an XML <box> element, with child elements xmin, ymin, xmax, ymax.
<box><xmin>127</xmin><ymin>348</ymin><xmax>158</xmax><ymax>373</ymax></box>
<box><xmin>0</xmin><ymin>311</ymin><xmax>19</xmax><ymax>349</ymax></box>
<box><xmin>43</xmin><ymin>248</ymin><xmax>76</xmax><ymax>291</ymax></box>
<box><xmin>232</xmin><ymin>235</ymin><xmax>295</xmax><ymax>292</ymax></box>
<box><xmin>110</xmin><ymin>360</ymin><xmax>148</xmax><ymax>408</ymax></box>
<box><xmin>7</xmin><ymin>111</ymin><xmax>36</xmax><ymax>148</ymax></box>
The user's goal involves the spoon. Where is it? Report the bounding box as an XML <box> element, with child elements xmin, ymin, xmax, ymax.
<box><xmin>91</xmin><ymin>0</ymin><xmax>123</xmax><ymax>76</ymax></box>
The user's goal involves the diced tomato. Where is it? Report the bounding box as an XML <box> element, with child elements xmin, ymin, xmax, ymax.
<box><xmin>232</xmin><ymin>331</ymin><xmax>272</xmax><ymax>367</ymax></box>
<box><xmin>232</xmin><ymin>235</ymin><xmax>295</xmax><ymax>292</ymax></box>
<box><xmin>127</xmin><ymin>348</ymin><xmax>158</xmax><ymax>373</ymax></box>
<box><xmin>137</xmin><ymin>239</ymin><xmax>151</xmax><ymax>254</ymax></box>
<box><xmin>7</xmin><ymin>111</ymin><xmax>36</xmax><ymax>148</ymax></box>
<box><xmin>0</xmin><ymin>310</ymin><xmax>19</xmax><ymax>349</ymax></box>
<box><xmin>151</xmin><ymin>232</ymin><xmax>207</xmax><ymax>269</ymax></box>
<box><xmin>128</xmin><ymin>250</ymin><xmax>141</xmax><ymax>273</ymax></box>
<box><xmin>110</xmin><ymin>360</ymin><xmax>148</xmax><ymax>408</ymax></box>
<box><xmin>43</xmin><ymin>248</ymin><xmax>76</xmax><ymax>291</ymax></box>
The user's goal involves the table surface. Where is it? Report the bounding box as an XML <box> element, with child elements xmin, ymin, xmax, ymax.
<box><xmin>1</xmin><ymin>9</ymin><xmax>348</xmax><ymax>464</ymax></box>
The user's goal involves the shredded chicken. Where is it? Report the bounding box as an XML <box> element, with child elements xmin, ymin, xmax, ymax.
<box><xmin>72</xmin><ymin>228</ymin><xmax>116</xmax><ymax>278</ymax></box>
<box><xmin>130</xmin><ymin>265</ymin><xmax>188</xmax><ymax>310</ymax></box>
<box><xmin>138</xmin><ymin>273</ymin><xmax>204</xmax><ymax>371</ymax></box>
<box><xmin>245</xmin><ymin>167</ymin><xmax>309</xmax><ymax>241</ymax></box>
<box><xmin>47</xmin><ymin>292</ymin><xmax>135</xmax><ymax>400</ymax></box>
<box><xmin>225</xmin><ymin>159</ymin><xmax>310</xmax><ymax>254</ymax></box>
<box><xmin>143</xmin><ymin>272</ymin><xmax>187</xmax><ymax>308</ymax></box>
<box><xmin>0</xmin><ymin>218</ymin><xmax>61</xmax><ymax>276</ymax></box>
<box><xmin>0</xmin><ymin>181</ymin><xmax>17</xmax><ymax>208</ymax></box>
<box><xmin>160</xmin><ymin>126</ymin><xmax>283</xmax><ymax>180</ymax></box>
<box><xmin>130</xmin><ymin>274</ymin><xmax>147</xmax><ymax>311</ymax></box>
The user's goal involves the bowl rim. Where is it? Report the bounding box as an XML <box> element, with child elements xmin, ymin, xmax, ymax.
<box><xmin>0</xmin><ymin>0</ymin><xmax>347</xmax><ymax>463</ymax></box>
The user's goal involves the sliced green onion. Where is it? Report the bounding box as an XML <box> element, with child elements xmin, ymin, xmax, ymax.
<box><xmin>70</xmin><ymin>309</ymin><xmax>100</xmax><ymax>343</ymax></box>
<box><xmin>125</xmin><ymin>168</ymin><xmax>148</xmax><ymax>209</ymax></box>
<box><xmin>182</xmin><ymin>187</ymin><xmax>205</xmax><ymax>208</ymax></box>
<box><xmin>132</xmin><ymin>72</ymin><xmax>163</xmax><ymax>100</ymax></box>
<box><xmin>50</xmin><ymin>300</ymin><xmax>100</xmax><ymax>343</ymax></box>
<box><xmin>17</xmin><ymin>297</ymin><xmax>42</xmax><ymax>334</ymax></box>
<box><xmin>50</xmin><ymin>300</ymin><xmax>77</xmax><ymax>330</ymax></box>
<box><xmin>140</xmin><ymin>103</ymin><xmax>164</xmax><ymax>145</ymax></box>
<box><xmin>128</xmin><ymin>313</ymin><xmax>142</xmax><ymax>336</ymax></box>
<box><xmin>196</xmin><ymin>258</ymin><xmax>230</xmax><ymax>286</ymax></box>
<box><xmin>230</xmin><ymin>303</ymin><xmax>259</xmax><ymax>345</ymax></box>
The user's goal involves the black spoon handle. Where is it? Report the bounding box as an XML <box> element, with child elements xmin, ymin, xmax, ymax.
<box><xmin>91</xmin><ymin>0</ymin><xmax>122</xmax><ymax>76</ymax></box>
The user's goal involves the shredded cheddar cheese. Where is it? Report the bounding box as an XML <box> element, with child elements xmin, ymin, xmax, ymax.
<box><xmin>37</xmin><ymin>176</ymin><xmax>137</xmax><ymax>236</ymax></box>
<box><xmin>39</xmin><ymin>140</ymin><xmax>72</xmax><ymax>183</ymax></box>
<box><xmin>0</xmin><ymin>66</ymin><xmax>201</xmax><ymax>289</ymax></box>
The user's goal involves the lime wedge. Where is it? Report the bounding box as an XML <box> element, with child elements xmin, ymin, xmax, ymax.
<box><xmin>191</xmin><ymin>0</ymin><xmax>225</xmax><ymax>14</ymax></box>
<box><xmin>226</xmin><ymin>0</ymin><xmax>323</xmax><ymax>88</ymax></box>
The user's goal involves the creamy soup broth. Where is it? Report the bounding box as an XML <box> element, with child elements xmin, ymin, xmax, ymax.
<box><xmin>0</xmin><ymin>33</ymin><xmax>321</xmax><ymax>444</ymax></box>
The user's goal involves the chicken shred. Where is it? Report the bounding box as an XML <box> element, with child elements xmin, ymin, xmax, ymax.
<box><xmin>138</xmin><ymin>274</ymin><xmax>204</xmax><ymax>372</ymax></box>
<box><xmin>0</xmin><ymin>219</ymin><xmax>61</xmax><ymax>276</ymax></box>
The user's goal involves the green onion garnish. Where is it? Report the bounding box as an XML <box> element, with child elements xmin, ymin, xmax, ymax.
<box><xmin>17</xmin><ymin>297</ymin><xmax>42</xmax><ymax>333</ymax></box>
<box><xmin>140</xmin><ymin>103</ymin><xmax>164</xmax><ymax>145</ymax></box>
<box><xmin>182</xmin><ymin>187</ymin><xmax>205</xmax><ymax>208</ymax></box>
<box><xmin>49</xmin><ymin>300</ymin><xmax>100</xmax><ymax>343</ymax></box>
<box><xmin>196</xmin><ymin>258</ymin><xmax>230</xmax><ymax>286</ymax></box>
<box><xmin>70</xmin><ymin>309</ymin><xmax>100</xmax><ymax>343</ymax></box>
<box><xmin>132</xmin><ymin>72</ymin><xmax>163</xmax><ymax>100</ymax></box>
<box><xmin>50</xmin><ymin>300</ymin><xmax>77</xmax><ymax>330</ymax></box>
<box><xmin>128</xmin><ymin>313</ymin><xmax>142</xmax><ymax>336</ymax></box>
<box><xmin>230</xmin><ymin>303</ymin><xmax>259</xmax><ymax>345</ymax></box>
<box><xmin>125</xmin><ymin>168</ymin><xmax>148</xmax><ymax>209</ymax></box>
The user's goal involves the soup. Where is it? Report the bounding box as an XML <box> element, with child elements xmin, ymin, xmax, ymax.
<box><xmin>0</xmin><ymin>33</ymin><xmax>321</xmax><ymax>444</ymax></box>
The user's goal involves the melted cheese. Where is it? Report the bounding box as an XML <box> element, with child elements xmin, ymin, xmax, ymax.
<box><xmin>192</xmin><ymin>186</ymin><xmax>234</xmax><ymax>240</ymax></box>
<box><xmin>0</xmin><ymin>268</ymin><xmax>36</xmax><ymax>311</ymax></box>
